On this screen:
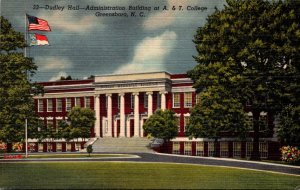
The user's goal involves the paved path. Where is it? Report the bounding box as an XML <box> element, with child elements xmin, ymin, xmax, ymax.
<box><xmin>1</xmin><ymin>152</ymin><xmax>299</xmax><ymax>176</ymax></box>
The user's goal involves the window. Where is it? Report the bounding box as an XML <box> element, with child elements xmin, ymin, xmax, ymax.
<box><xmin>196</xmin><ymin>142</ymin><xmax>204</xmax><ymax>156</ymax></box>
<box><xmin>247</xmin><ymin>112</ymin><xmax>253</xmax><ymax>128</ymax></box>
<box><xmin>157</xmin><ymin>93</ymin><xmax>161</xmax><ymax>109</ymax></box>
<box><xmin>56</xmin><ymin>143</ymin><xmax>62</xmax><ymax>152</ymax></box>
<box><xmin>47</xmin><ymin>143</ymin><xmax>53</xmax><ymax>152</ymax></box>
<box><xmin>184</xmin><ymin>92</ymin><xmax>192</xmax><ymax>108</ymax></box>
<box><xmin>196</xmin><ymin>93</ymin><xmax>201</xmax><ymax>104</ymax></box>
<box><xmin>66</xmin><ymin>143</ymin><xmax>72</xmax><ymax>151</ymax></box>
<box><xmin>56</xmin><ymin>99</ymin><xmax>62</xmax><ymax>112</ymax></box>
<box><xmin>66</xmin><ymin>98</ymin><xmax>71</xmax><ymax>111</ymax></box>
<box><xmin>259</xmin><ymin>115</ymin><xmax>268</xmax><ymax>130</ymax></box>
<box><xmin>38</xmin><ymin>143</ymin><xmax>43</xmax><ymax>152</ymax></box>
<box><xmin>233</xmin><ymin>142</ymin><xmax>241</xmax><ymax>157</ymax></box>
<box><xmin>131</xmin><ymin>94</ymin><xmax>134</xmax><ymax>109</ymax></box>
<box><xmin>38</xmin><ymin>99</ymin><xmax>44</xmax><ymax>112</ymax></box>
<box><xmin>184</xmin><ymin>142</ymin><xmax>192</xmax><ymax>155</ymax></box>
<box><xmin>75</xmin><ymin>97</ymin><xmax>81</xmax><ymax>107</ymax></box>
<box><xmin>117</xmin><ymin>95</ymin><xmax>120</xmax><ymax>109</ymax></box>
<box><xmin>173</xmin><ymin>93</ymin><xmax>180</xmax><ymax>108</ymax></box>
<box><xmin>144</xmin><ymin>93</ymin><xmax>148</xmax><ymax>108</ymax></box>
<box><xmin>259</xmin><ymin>142</ymin><xmax>268</xmax><ymax>159</ymax></box>
<box><xmin>220</xmin><ymin>142</ymin><xmax>228</xmax><ymax>157</ymax></box>
<box><xmin>85</xmin><ymin>97</ymin><xmax>91</xmax><ymax>108</ymax></box>
<box><xmin>172</xmin><ymin>142</ymin><xmax>180</xmax><ymax>154</ymax></box>
<box><xmin>47</xmin><ymin>99</ymin><xmax>53</xmax><ymax>112</ymax></box>
<box><xmin>76</xmin><ymin>143</ymin><xmax>81</xmax><ymax>151</ymax></box>
<box><xmin>246</xmin><ymin>142</ymin><xmax>253</xmax><ymax>158</ymax></box>
<box><xmin>208</xmin><ymin>142</ymin><xmax>215</xmax><ymax>157</ymax></box>
<box><xmin>184</xmin><ymin>116</ymin><xmax>190</xmax><ymax>132</ymax></box>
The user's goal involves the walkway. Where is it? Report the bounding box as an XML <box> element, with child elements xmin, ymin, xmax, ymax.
<box><xmin>1</xmin><ymin>152</ymin><xmax>299</xmax><ymax>176</ymax></box>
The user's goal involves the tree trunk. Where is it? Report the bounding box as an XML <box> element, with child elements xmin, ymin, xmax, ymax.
<box><xmin>251</xmin><ymin>111</ymin><xmax>261</xmax><ymax>160</ymax></box>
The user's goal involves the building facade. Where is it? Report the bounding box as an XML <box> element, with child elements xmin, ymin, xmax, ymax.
<box><xmin>33</xmin><ymin>72</ymin><xmax>280</xmax><ymax>159</ymax></box>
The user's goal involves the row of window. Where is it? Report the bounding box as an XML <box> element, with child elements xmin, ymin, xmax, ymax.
<box><xmin>173</xmin><ymin>92</ymin><xmax>195</xmax><ymax>108</ymax></box>
<box><xmin>38</xmin><ymin>97</ymin><xmax>91</xmax><ymax>112</ymax></box>
<box><xmin>115</xmin><ymin>92</ymin><xmax>194</xmax><ymax>109</ymax></box>
<box><xmin>106</xmin><ymin>93</ymin><xmax>161</xmax><ymax>110</ymax></box>
<box><xmin>28</xmin><ymin>143</ymin><xmax>82</xmax><ymax>152</ymax></box>
<box><xmin>38</xmin><ymin>92</ymin><xmax>197</xmax><ymax>113</ymax></box>
<box><xmin>173</xmin><ymin>142</ymin><xmax>268</xmax><ymax>159</ymax></box>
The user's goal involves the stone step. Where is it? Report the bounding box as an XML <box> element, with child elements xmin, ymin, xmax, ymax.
<box><xmin>91</xmin><ymin>137</ymin><xmax>154</xmax><ymax>153</ymax></box>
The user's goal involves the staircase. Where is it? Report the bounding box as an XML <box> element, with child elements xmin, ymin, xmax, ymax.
<box><xmin>91</xmin><ymin>137</ymin><xmax>154</xmax><ymax>153</ymax></box>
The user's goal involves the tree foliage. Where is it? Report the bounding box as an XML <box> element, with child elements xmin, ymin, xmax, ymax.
<box><xmin>277</xmin><ymin>105</ymin><xmax>300</xmax><ymax>144</ymax></box>
<box><xmin>188</xmin><ymin>0</ymin><xmax>300</xmax><ymax>159</ymax></box>
<box><xmin>60</xmin><ymin>75</ymin><xmax>72</xmax><ymax>81</ymax></box>
<box><xmin>143</xmin><ymin>109</ymin><xmax>178</xmax><ymax>141</ymax></box>
<box><xmin>67</xmin><ymin>107</ymin><xmax>96</xmax><ymax>140</ymax></box>
<box><xmin>186</xmin><ymin>86</ymin><xmax>250</xmax><ymax>140</ymax></box>
<box><xmin>0</xmin><ymin>16</ymin><xmax>42</xmax><ymax>144</ymax></box>
<box><xmin>37</xmin><ymin>107</ymin><xmax>95</xmax><ymax>143</ymax></box>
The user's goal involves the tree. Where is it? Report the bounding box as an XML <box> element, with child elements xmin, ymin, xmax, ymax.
<box><xmin>188</xmin><ymin>0</ymin><xmax>299</xmax><ymax>160</ymax></box>
<box><xmin>277</xmin><ymin>105</ymin><xmax>300</xmax><ymax>145</ymax></box>
<box><xmin>60</xmin><ymin>75</ymin><xmax>72</xmax><ymax>80</ymax></box>
<box><xmin>0</xmin><ymin>16</ymin><xmax>42</xmax><ymax>150</ymax></box>
<box><xmin>143</xmin><ymin>109</ymin><xmax>178</xmax><ymax>142</ymax></box>
<box><xmin>186</xmin><ymin>86</ymin><xmax>250</xmax><ymax>156</ymax></box>
<box><xmin>87</xmin><ymin>145</ymin><xmax>93</xmax><ymax>157</ymax></box>
<box><xmin>67</xmin><ymin>107</ymin><xmax>96</xmax><ymax>141</ymax></box>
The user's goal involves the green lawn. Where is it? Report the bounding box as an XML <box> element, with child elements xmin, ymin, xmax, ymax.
<box><xmin>0</xmin><ymin>162</ymin><xmax>299</xmax><ymax>189</ymax></box>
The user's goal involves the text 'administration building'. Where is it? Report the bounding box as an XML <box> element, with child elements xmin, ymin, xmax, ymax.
<box><xmin>34</xmin><ymin>72</ymin><xmax>280</xmax><ymax>159</ymax></box>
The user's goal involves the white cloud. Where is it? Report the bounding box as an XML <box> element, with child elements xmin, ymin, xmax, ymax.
<box><xmin>114</xmin><ymin>30</ymin><xmax>177</xmax><ymax>74</ymax></box>
<box><xmin>143</xmin><ymin>11</ymin><xmax>175</xmax><ymax>30</ymax></box>
<box><xmin>36</xmin><ymin>57</ymin><xmax>73</xmax><ymax>71</ymax></box>
<box><xmin>49</xmin><ymin>71</ymin><xmax>68</xmax><ymax>81</ymax></box>
<box><xmin>38</xmin><ymin>12</ymin><xmax>105</xmax><ymax>33</ymax></box>
<box><xmin>143</xmin><ymin>0</ymin><xmax>188</xmax><ymax>30</ymax></box>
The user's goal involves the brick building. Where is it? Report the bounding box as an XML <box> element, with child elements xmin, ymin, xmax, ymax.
<box><xmin>32</xmin><ymin>72</ymin><xmax>280</xmax><ymax>159</ymax></box>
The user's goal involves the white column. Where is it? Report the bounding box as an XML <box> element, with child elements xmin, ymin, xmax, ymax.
<box><xmin>133</xmin><ymin>92</ymin><xmax>139</xmax><ymax>137</ymax></box>
<box><xmin>160</xmin><ymin>91</ymin><xmax>167</xmax><ymax>110</ymax></box>
<box><xmin>140</xmin><ymin>118</ymin><xmax>144</xmax><ymax>137</ymax></box>
<box><xmin>106</xmin><ymin>94</ymin><xmax>112</xmax><ymax>137</ymax></box>
<box><xmin>94</xmin><ymin>94</ymin><xmax>101</xmax><ymax>137</ymax></box>
<box><xmin>126</xmin><ymin>118</ymin><xmax>130</xmax><ymax>137</ymax></box>
<box><xmin>113</xmin><ymin>119</ymin><xmax>117</xmax><ymax>137</ymax></box>
<box><xmin>146</xmin><ymin>92</ymin><xmax>153</xmax><ymax>117</ymax></box>
<box><xmin>119</xmin><ymin>93</ymin><xmax>125</xmax><ymax>137</ymax></box>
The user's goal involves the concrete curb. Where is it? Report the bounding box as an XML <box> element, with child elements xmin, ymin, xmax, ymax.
<box><xmin>154</xmin><ymin>152</ymin><xmax>300</xmax><ymax>169</ymax></box>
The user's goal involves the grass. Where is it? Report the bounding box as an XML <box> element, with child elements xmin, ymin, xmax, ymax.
<box><xmin>0</xmin><ymin>162</ymin><xmax>299</xmax><ymax>189</ymax></box>
<box><xmin>0</xmin><ymin>154</ymin><xmax>135</xmax><ymax>159</ymax></box>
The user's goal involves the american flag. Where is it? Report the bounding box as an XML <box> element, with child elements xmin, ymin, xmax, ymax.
<box><xmin>27</xmin><ymin>15</ymin><xmax>51</xmax><ymax>31</ymax></box>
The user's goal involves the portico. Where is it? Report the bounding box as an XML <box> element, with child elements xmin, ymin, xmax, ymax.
<box><xmin>93</xmin><ymin>72</ymin><xmax>172</xmax><ymax>138</ymax></box>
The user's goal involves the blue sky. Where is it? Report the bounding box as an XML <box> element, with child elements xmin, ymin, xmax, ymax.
<box><xmin>1</xmin><ymin>0</ymin><xmax>226</xmax><ymax>81</ymax></box>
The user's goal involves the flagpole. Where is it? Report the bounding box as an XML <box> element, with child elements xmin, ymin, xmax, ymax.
<box><xmin>24</xmin><ymin>13</ymin><xmax>27</xmax><ymax>57</ymax></box>
<box><xmin>24</xmin><ymin>8</ymin><xmax>29</xmax><ymax>158</ymax></box>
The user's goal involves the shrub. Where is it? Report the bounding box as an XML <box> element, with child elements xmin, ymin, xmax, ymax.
<box><xmin>280</xmin><ymin>146</ymin><xmax>300</xmax><ymax>163</ymax></box>
<box><xmin>0</xmin><ymin>142</ymin><xmax>7</xmax><ymax>153</ymax></box>
<box><xmin>87</xmin><ymin>145</ymin><xmax>93</xmax><ymax>157</ymax></box>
